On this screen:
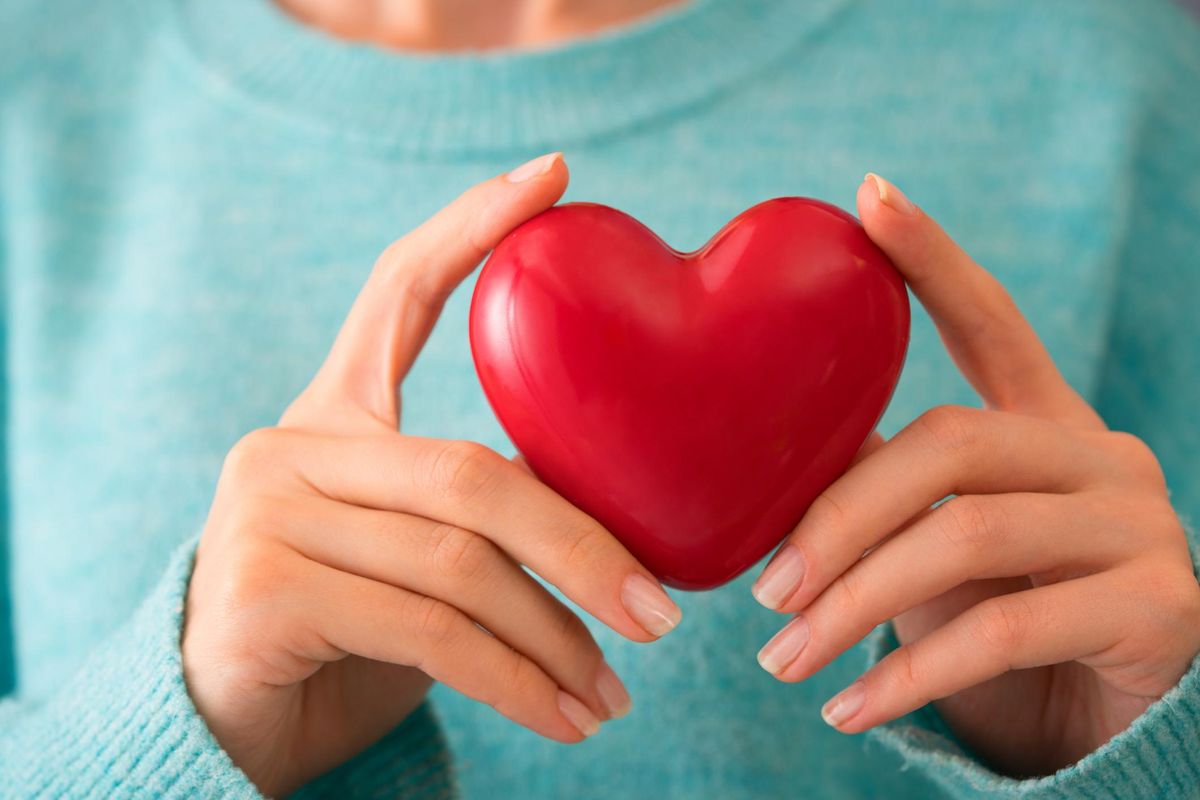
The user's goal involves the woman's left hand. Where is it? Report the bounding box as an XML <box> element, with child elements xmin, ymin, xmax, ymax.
<box><xmin>751</xmin><ymin>174</ymin><xmax>1200</xmax><ymax>777</ymax></box>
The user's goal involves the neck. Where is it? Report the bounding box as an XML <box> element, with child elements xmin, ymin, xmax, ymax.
<box><xmin>273</xmin><ymin>0</ymin><xmax>686</xmax><ymax>51</ymax></box>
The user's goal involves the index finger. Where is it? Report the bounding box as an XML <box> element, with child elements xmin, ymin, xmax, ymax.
<box><xmin>754</xmin><ymin>406</ymin><xmax>1107</xmax><ymax>614</ymax></box>
<box><xmin>285</xmin><ymin>431</ymin><xmax>683</xmax><ymax>643</ymax></box>
<box><xmin>283</xmin><ymin>153</ymin><xmax>569</xmax><ymax>434</ymax></box>
<box><xmin>856</xmin><ymin>174</ymin><xmax>1103</xmax><ymax>430</ymax></box>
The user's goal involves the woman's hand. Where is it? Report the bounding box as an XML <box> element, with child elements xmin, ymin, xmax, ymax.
<box><xmin>752</xmin><ymin>174</ymin><xmax>1200</xmax><ymax>776</ymax></box>
<box><xmin>182</xmin><ymin>154</ymin><xmax>681</xmax><ymax>797</ymax></box>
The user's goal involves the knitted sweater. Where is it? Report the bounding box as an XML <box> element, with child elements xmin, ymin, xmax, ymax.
<box><xmin>2</xmin><ymin>0</ymin><xmax>1199</xmax><ymax>797</ymax></box>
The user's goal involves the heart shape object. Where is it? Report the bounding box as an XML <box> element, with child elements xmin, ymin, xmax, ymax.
<box><xmin>469</xmin><ymin>198</ymin><xmax>910</xmax><ymax>590</ymax></box>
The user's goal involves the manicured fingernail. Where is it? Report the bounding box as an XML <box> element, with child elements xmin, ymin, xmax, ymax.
<box><xmin>752</xmin><ymin>545</ymin><xmax>805</xmax><ymax>610</ymax></box>
<box><xmin>757</xmin><ymin>615</ymin><xmax>810</xmax><ymax>675</ymax></box>
<box><xmin>558</xmin><ymin>690</ymin><xmax>601</xmax><ymax>737</ymax></box>
<box><xmin>864</xmin><ymin>173</ymin><xmax>916</xmax><ymax>215</ymax></box>
<box><xmin>506</xmin><ymin>152</ymin><xmax>560</xmax><ymax>183</ymax></box>
<box><xmin>594</xmin><ymin>661</ymin><xmax>632</xmax><ymax>719</ymax></box>
<box><xmin>822</xmin><ymin>680</ymin><xmax>866</xmax><ymax>728</ymax></box>
<box><xmin>621</xmin><ymin>574</ymin><xmax>682</xmax><ymax>637</ymax></box>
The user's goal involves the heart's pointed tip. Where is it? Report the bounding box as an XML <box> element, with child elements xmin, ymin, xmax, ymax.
<box><xmin>658</xmin><ymin>571</ymin><xmax>743</xmax><ymax>593</ymax></box>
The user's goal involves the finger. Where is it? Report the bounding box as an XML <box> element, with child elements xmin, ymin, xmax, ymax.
<box><xmin>512</xmin><ymin>453</ymin><xmax>534</xmax><ymax>475</ymax></box>
<box><xmin>852</xmin><ymin>431</ymin><xmax>885</xmax><ymax>465</ymax></box>
<box><xmin>817</xmin><ymin>572</ymin><xmax>1130</xmax><ymax>733</ymax></box>
<box><xmin>857</xmin><ymin>174</ymin><xmax>1103</xmax><ymax>429</ymax></box>
<box><xmin>291</xmin><ymin>555</ymin><xmax>602</xmax><ymax>743</ymax></box>
<box><xmin>283</xmin><ymin>153</ymin><xmax>569</xmax><ymax>434</ymax></box>
<box><xmin>754</xmin><ymin>430</ymin><xmax>888</xmax><ymax>575</ymax></box>
<box><xmin>278</xmin><ymin>495</ymin><xmax>630</xmax><ymax>721</ymax></box>
<box><xmin>761</xmin><ymin>492</ymin><xmax>1136</xmax><ymax>682</ymax></box>
<box><xmin>281</xmin><ymin>431</ymin><xmax>682</xmax><ymax>642</ymax></box>
<box><xmin>753</xmin><ymin>405</ymin><xmax>1114</xmax><ymax>613</ymax></box>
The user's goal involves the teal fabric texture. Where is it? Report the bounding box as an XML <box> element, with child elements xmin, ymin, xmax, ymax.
<box><xmin>2</xmin><ymin>0</ymin><xmax>1199</xmax><ymax>797</ymax></box>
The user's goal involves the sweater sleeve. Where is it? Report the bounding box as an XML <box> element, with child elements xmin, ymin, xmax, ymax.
<box><xmin>0</xmin><ymin>536</ymin><xmax>456</xmax><ymax>799</ymax></box>
<box><xmin>0</xmin><ymin>403</ymin><xmax>453</xmax><ymax>792</ymax></box>
<box><xmin>861</xmin><ymin>623</ymin><xmax>1200</xmax><ymax>799</ymax></box>
<box><xmin>859</xmin><ymin>4</ymin><xmax>1200</xmax><ymax>798</ymax></box>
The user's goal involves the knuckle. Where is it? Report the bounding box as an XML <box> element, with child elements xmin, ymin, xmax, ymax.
<box><xmin>215</xmin><ymin>537</ymin><xmax>290</xmax><ymax>615</ymax></box>
<box><xmin>973</xmin><ymin>596</ymin><xmax>1035</xmax><ymax>655</ymax></box>
<box><xmin>829</xmin><ymin>567</ymin><xmax>868</xmax><ymax>614</ymax></box>
<box><xmin>372</xmin><ymin>236</ymin><xmax>416</xmax><ymax>283</ymax></box>
<box><xmin>1148</xmin><ymin>504</ymin><xmax>1192</xmax><ymax>549</ymax></box>
<box><xmin>937</xmin><ymin>495</ymin><xmax>1002</xmax><ymax>553</ymax></box>
<box><xmin>806</xmin><ymin>490</ymin><xmax>852</xmax><ymax>537</ymax></box>
<box><xmin>558</xmin><ymin>522</ymin><xmax>608</xmax><ymax>573</ymax></box>
<box><xmin>410</xmin><ymin>595</ymin><xmax>462</xmax><ymax>648</ymax></box>
<box><xmin>428</xmin><ymin>524</ymin><xmax>494</xmax><ymax>583</ymax></box>
<box><xmin>509</xmin><ymin>657</ymin><xmax>545</xmax><ymax>703</ymax></box>
<box><xmin>551</xmin><ymin>607</ymin><xmax>598</xmax><ymax>654</ymax></box>
<box><xmin>1111</xmin><ymin>494</ymin><xmax>1183</xmax><ymax>550</ymax></box>
<box><xmin>1103</xmin><ymin>431</ymin><xmax>1167</xmax><ymax>487</ymax></box>
<box><xmin>430</xmin><ymin>440</ymin><xmax>501</xmax><ymax>503</ymax></box>
<box><xmin>915</xmin><ymin>405</ymin><xmax>982</xmax><ymax>458</ymax></box>
<box><xmin>891</xmin><ymin>646</ymin><xmax>927</xmax><ymax>703</ymax></box>
<box><xmin>396</xmin><ymin>270</ymin><xmax>444</xmax><ymax>315</ymax></box>
<box><xmin>506</xmin><ymin>653</ymin><xmax>543</xmax><ymax>697</ymax></box>
<box><xmin>222</xmin><ymin>428</ymin><xmax>287</xmax><ymax>483</ymax></box>
<box><xmin>462</xmin><ymin>219</ymin><xmax>492</xmax><ymax>266</ymax></box>
<box><xmin>223</xmin><ymin>494</ymin><xmax>282</xmax><ymax>539</ymax></box>
<box><xmin>374</xmin><ymin>228</ymin><xmax>460</xmax><ymax>314</ymax></box>
<box><xmin>1138</xmin><ymin>567</ymin><xmax>1200</xmax><ymax>630</ymax></box>
<box><xmin>492</xmin><ymin>654</ymin><xmax>544</xmax><ymax>716</ymax></box>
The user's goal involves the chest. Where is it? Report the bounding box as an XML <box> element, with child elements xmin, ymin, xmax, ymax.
<box><xmin>1</xmin><ymin>85</ymin><xmax>1125</xmax><ymax>695</ymax></box>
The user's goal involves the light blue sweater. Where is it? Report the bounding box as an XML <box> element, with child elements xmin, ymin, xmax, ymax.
<box><xmin>2</xmin><ymin>0</ymin><xmax>1199</xmax><ymax>797</ymax></box>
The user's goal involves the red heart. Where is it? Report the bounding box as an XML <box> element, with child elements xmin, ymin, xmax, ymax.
<box><xmin>469</xmin><ymin>198</ymin><xmax>909</xmax><ymax>590</ymax></box>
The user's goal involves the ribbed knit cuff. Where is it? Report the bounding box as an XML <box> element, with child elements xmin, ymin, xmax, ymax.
<box><xmin>0</xmin><ymin>535</ymin><xmax>264</xmax><ymax>797</ymax></box>
<box><xmin>0</xmin><ymin>535</ymin><xmax>454</xmax><ymax>799</ymax></box>
<box><xmin>863</xmin><ymin>525</ymin><xmax>1200</xmax><ymax>800</ymax></box>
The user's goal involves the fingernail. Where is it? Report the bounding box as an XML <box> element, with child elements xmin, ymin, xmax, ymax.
<box><xmin>506</xmin><ymin>152</ymin><xmax>560</xmax><ymax>183</ymax></box>
<box><xmin>822</xmin><ymin>680</ymin><xmax>866</xmax><ymax>728</ymax></box>
<box><xmin>621</xmin><ymin>574</ymin><xmax>682</xmax><ymax>637</ymax></box>
<box><xmin>594</xmin><ymin>661</ymin><xmax>632</xmax><ymax>719</ymax></box>
<box><xmin>757</xmin><ymin>615</ymin><xmax>810</xmax><ymax>675</ymax></box>
<box><xmin>752</xmin><ymin>545</ymin><xmax>805</xmax><ymax>610</ymax></box>
<box><xmin>864</xmin><ymin>173</ymin><xmax>916</xmax><ymax>215</ymax></box>
<box><xmin>558</xmin><ymin>690</ymin><xmax>601</xmax><ymax>737</ymax></box>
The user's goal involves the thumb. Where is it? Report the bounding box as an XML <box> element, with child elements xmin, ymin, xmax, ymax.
<box><xmin>283</xmin><ymin>153</ymin><xmax>569</xmax><ymax>434</ymax></box>
<box><xmin>851</xmin><ymin>431</ymin><xmax>886</xmax><ymax>466</ymax></box>
<box><xmin>511</xmin><ymin>452</ymin><xmax>535</xmax><ymax>476</ymax></box>
<box><xmin>855</xmin><ymin>174</ymin><xmax>1101</xmax><ymax>428</ymax></box>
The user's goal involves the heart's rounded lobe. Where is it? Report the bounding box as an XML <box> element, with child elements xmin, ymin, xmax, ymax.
<box><xmin>470</xmin><ymin>198</ymin><xmax>909</xmax><ymax>590</ymax></box>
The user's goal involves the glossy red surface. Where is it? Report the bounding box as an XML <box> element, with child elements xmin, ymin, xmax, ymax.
<box><xmin>469</xmin><ymin>199</ymin><xmax>910</xmax><ymax>590</ymax></box>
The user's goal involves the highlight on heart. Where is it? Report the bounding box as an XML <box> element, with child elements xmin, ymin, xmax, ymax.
<box><xmin>5</xmin><ymin>1</ymin><xmax>1200</xmax><ymax>798</ymax></box>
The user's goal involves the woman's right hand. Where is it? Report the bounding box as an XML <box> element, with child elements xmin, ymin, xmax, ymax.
<box><xmin>181</xmin><ymin>153</ymin><xmax>682</xmax><ymax>797</ymax></box>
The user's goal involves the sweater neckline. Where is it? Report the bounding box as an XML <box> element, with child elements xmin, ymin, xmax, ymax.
<box><xmin>168</xmin><ymin>0</ymin><xmax>852</xmax><ymax>158</ymax></box>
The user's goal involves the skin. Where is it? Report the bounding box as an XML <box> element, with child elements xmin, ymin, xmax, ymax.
<box><xmin>183</xmin><ymin>155</ymin><xmax>684</xmax><ymax>797</ymax></box>
<box><xmin>274</xmin><ymin>0</ymin><xmax>685</xmax><ymax>51</ymax></box>
<box><xmin>753</xmin><ymin>174</ymin><xmax>1200</xmax><ymax>777</ymax></box>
